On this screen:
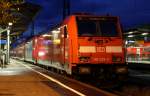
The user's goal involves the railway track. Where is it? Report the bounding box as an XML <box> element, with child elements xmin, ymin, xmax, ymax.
<box><xmin>101</xmin><ymin>70</ymin><xmax>150</xmax><ymax>96</ymax></box>
<box><xmin>39</xmin><ymin>65</ymin><xmax>149</xmax><ymax>96</ymax></box>
<box><xmin>73</xmin><ymin>68</ymin><xmax>150</xmax><ymax>96</ymax></box>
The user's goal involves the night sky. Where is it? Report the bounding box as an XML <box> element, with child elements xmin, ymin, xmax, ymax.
<box><xmin>24</xmin><ymin>0</ymin><xmax>150</xmax><ymax>36</ymax></box>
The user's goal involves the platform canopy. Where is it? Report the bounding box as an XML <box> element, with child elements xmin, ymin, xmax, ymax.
<box><xmin>0</xmin><ymin>0</ymin><xmax>41</xmax><ymax>43</ymax></box>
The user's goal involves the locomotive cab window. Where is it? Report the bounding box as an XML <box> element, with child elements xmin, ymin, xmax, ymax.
<box><xmin>76</xmin><ymin>17</ymin><xmax>119</xmax><ymax>37</ymax></box>
<box><xmin>99</xmin><ymin>20</ymin><xmax>118</xmax><ymax>37</ymax></box>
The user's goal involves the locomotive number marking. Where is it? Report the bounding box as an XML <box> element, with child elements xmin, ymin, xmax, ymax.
<box><xmin>96</xmin><ymin>47</ymin><xmax>105</xmax><ymax>52</ymax></box>
<box><xmin>94</xmin><ymin>58</ymin><xmax>106</xmax><ymax>62</ymax></box>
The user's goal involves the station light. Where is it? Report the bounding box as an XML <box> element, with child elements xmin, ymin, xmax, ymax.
<box><xmin>7</xmin><ymin>22</ymin><xmax>13</xmax><ymax>64</ymax></box>
<box><xmin>17</xmin><ymin>8</ymin><xmax>20</xmax><ymax>11</ymax></box>
<box><xmin>58</xmin><ymin>28</ymin><xmax>61</xmax><ymax>30</ymax></box>
<box><xmin>125</xmin><ymin>40</ymin><xmax>128</xmax><ymax>45</ymax></box>
<box><xmin>7</xmin><ymin>30</ymin><xmax>10</xmax><ymax>33</ymax></box>
<box><xmin>128</xmin><ymin>35</ymin><xmax>134</xmax><ymax>37</ymax></box>
<box><xmin>42</xmin><ymin>34</ymin><xmax>52</xmax><ymax>37</ymax></box>
<box><xmin>52</xmin><ymin>31</ymin><xmax>60</xmax><ymax>34</ymax></box>
<box><xmin>53</xmin><ymin>39</ymin><xmax>60</xmax><ymax>44</ymax></box>
<box><xmin>128</xmin><ymin>31</ymin><xmax>133</xmax><ymax>34</ymax></box>
<box><xmin>26</xmin><ymin>41</ymin><xmax>31</xmax><ymax>44</ymax></box>
<box><xmin>128</xmin><ymin>40</ymin><xmax>135</xmax><ymax>43</ymax></box>
<box><xmin>8</xmin><ymin>22</ymin><xmax>13</xmax><ymax>26</ymax></box>
<box><xmin>142</xmin><ymin>32</ymin><xmax>148</xmax><ymax>35</ymax></box>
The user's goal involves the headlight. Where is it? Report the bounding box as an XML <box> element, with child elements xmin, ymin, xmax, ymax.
<box><xmin>79</xmin><ymin>67</ymin><xmax>91</xmax><ymax>74</ymax></box>
<box><xmin>79</xmin><ymin>56</ymin><xmax>90</xmax><ymax>62</ymax></box>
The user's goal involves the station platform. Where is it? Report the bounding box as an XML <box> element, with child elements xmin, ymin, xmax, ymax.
<box><xmin>0</xmin><ymin>59</ymin><xmax>116</xmax><ymax>96</ymax></box>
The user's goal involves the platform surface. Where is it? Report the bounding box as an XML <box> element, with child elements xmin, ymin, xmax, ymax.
<box><xmin>0</xmin><ymin>59</ymin><xmax>116</xmax><ymax>96</ymax></box>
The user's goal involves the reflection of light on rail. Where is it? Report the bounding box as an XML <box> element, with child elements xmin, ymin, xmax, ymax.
<box><xmin>21</xmin><ymin>63</ymin><xmax>86</xmax><ymax>96</ymax></box>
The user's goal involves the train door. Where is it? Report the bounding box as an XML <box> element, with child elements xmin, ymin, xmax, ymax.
<box><xmin>60</xmin><ymin>26</ymin><xmax>69</xmax><ymax>67</ymax></box>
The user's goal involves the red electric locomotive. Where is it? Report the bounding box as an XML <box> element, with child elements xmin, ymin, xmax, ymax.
<box><xmin>33</xmin><ymin>14</ymin><xmax>127</xmax><ymax>77</ymax></box>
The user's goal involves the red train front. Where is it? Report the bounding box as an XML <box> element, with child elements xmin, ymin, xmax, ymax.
<box><xmin>62</xmin><ymin>15</ymin><xmax>127</xmax><ymax>76</ymax></box>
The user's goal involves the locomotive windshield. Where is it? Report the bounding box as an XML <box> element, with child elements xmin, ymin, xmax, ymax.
<box><xmin>77</xmin><ymin>17</ymin><xmax>119</xmax><ymax>37</ymax></box>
